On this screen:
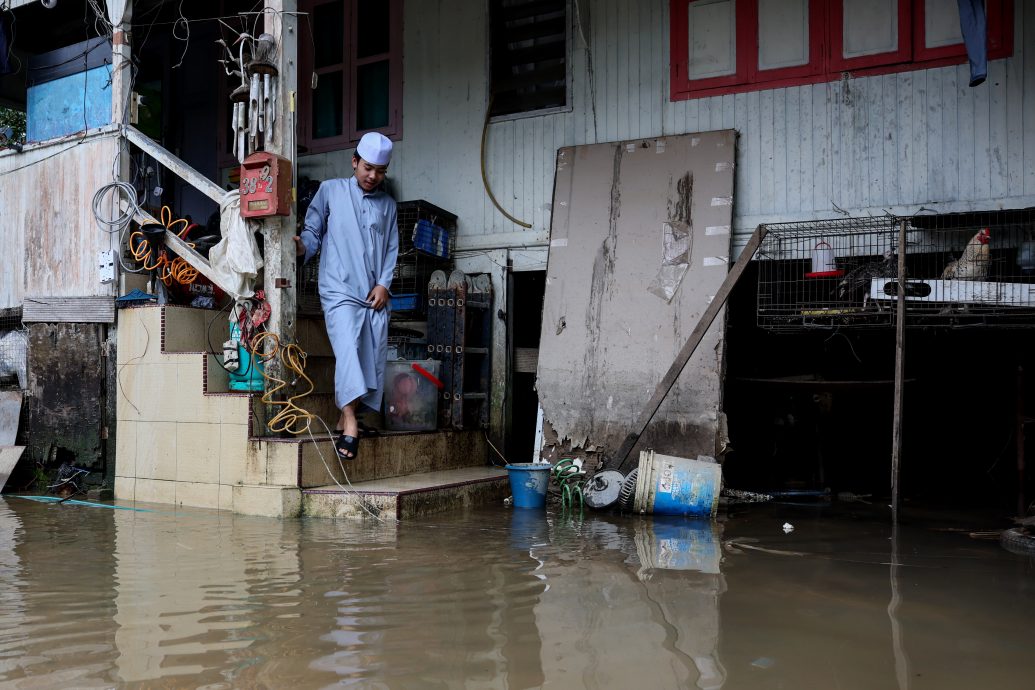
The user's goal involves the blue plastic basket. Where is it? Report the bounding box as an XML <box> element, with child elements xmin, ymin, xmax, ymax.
<box><xmin>392</xmin><ymin>293</ymin><xmax>421</xmax><ymax>312</ymax></box>
<box><xmin>413</xmin><ymin>219</ymin><xmax>451</xmax><ymax>258</ymax></box>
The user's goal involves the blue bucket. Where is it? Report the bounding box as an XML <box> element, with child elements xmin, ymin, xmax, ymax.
<box><xmin>505</xmin><ymin>463</ymin><xmax>551</xmax><ymax>509</ymax></box>
<box><xmin>633</xmin><ymin>450</ymin><xmax>722</xmax><ymax>517</ymax></box>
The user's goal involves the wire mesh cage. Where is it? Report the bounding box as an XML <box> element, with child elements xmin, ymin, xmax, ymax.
<box><xmin>393</xmin><ymin>200</ymin><xmax>456</xmax><ymax>317</ymax></box>
<box><xmin>296</xmin><ymin>200</ymin><xmax>457</xmax><ymax>318</ymax></box>
<box><xmin>0</xmin><ymin>307</ymin><xmax>28</xmax><ymax>391</ymax></box>
<box><xmin>757</xmin><ymin>209</ymin><xmax>1035</xmax><ymax>330</ymax></box>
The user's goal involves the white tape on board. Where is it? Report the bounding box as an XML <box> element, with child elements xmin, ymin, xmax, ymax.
<box><xmin>655</xmin><ymin>139</ymin><xmax>666</xmax><ymax>153</ymax></box>
<box><xmin>715</xmin><ymin>161</ymin><xmax>733</xmax><ymax>172</ymax></box>
<box><xmin>711</xmin><ymin>196</ymin><xmax>733</xmax><ymax>206</ymax></box>
<box><xmin>550</xmin><ymin>238</ymin><xmax>569</xmax><ymax>248</ymax></box>
<box><xmin>705</xmin><ymin>225</ymin><xmax>731</xmax><ymax>236</ymax></box>
<box><xmin>704</xmin><ymin>256</ymin><xmax>729</xmax><ymax>266</ymax></box>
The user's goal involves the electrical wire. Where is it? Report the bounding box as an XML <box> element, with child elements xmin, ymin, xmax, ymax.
<box><xmin>480</xmin><ymin>97</ymin><xmax>532</xmax><ymax>229</ymax></box>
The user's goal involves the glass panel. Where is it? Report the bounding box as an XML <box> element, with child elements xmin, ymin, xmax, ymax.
<box><xmin>314</xmin><ymin>0</ymin><xmax>345</xmax><ymax>69</ymax></box>
<box><xmin>356</xmin><ymin>60</ymin><xmax>390</xmax><ymax>131</ymax></box>
<box><xmin>843</xmin><ymin>0</ymin><xmax>898</xmax><ymax>59</ymax></box>
<box><xmin>312</xmin><ymin>70</ymin><xmax>344</xmax><ymax>139</ymax></box>
<box><xmin>688</xmin><ymin>0</ymin><xmax>736</xmax><ymax>80</ymax></box>
<box><xmin>925</xmin><ymin>0</ymin><xmax>963</xmax><ymax>48</ymax></box>
<box><xmin>357</xmin><ymin>1</ymin><xmax>391</xmax><ymax>58</ymax></box>
<box><xmin>758</xmin><ymin>0</ymin><xmax>809</xmax><ymax>70</ymax></box>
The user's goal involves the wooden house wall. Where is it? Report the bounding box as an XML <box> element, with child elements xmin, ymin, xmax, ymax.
<box><xmin>0</xmin><ymin>130</ymin><xmax>121</xmax><ymax>309</ymax></box>
<box><xmin>298</xmin><ymin>0</ymin><xmax>1035</xmax><ymax>257</ymax></box>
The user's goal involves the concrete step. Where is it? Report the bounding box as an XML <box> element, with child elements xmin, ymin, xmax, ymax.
<box><xmin>302</xmin><ymin>466</ymin><xmax>510</xmax><ymax>519</ymax></box>
<box><xmin>298</xmin><ymin>428</ymin><xmax>489</xmax><ymax>487</ymax></box>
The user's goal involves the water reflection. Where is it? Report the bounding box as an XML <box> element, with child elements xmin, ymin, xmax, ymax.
<box><xmin>0</xmin><ymin>498</ymin><xmax>1034</xmax><ymax>688</ymax></box>
<box><xmin>531</xmin><ymin>515</ymin><xmax>726</xmax><ymax>689</ymax></box>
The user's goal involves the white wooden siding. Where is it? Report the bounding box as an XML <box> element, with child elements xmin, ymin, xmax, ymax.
<box><xmin>297</xmin><ymin>0</ymin><xmax>1035</xmax><ymax>257</ymax></box>
<box><xmin>0</xmin><ymin>129</ymin><xmax>121</xmax><ymax>308</ymax></box>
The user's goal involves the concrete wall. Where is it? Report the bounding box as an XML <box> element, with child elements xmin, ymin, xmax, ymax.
<box><xmin>298</xmin><ymin>0</ymin><xmax>1035</xmax><ymax>256</ymax></box>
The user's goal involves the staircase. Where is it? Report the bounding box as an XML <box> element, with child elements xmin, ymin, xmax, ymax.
<box><xmin>114</xmin><ymin>305</ymin><xmax>508</xmax><ymax>518</ymax></box>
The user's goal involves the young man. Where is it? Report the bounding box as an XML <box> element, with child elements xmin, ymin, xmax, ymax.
<box><xmin>294</xmin><ymin>132</ymin><xmax>399</xmax><ymax>460</ymax></box>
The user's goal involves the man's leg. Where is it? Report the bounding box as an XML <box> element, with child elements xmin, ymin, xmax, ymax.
<box><xmin>337</xmin><ymin>399</ymin><xmax>360</xmax><ymax>458</ymax></box>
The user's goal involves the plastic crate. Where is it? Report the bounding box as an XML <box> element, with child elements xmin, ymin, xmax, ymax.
<box><xmin>413</xmin><ymin>219</ymin><xmax>451</xmax><ymax>258</ymax></box>
<box><xmin>392</xmin><ymin>293</ymin><xmax>422</xmax><ymax>312</ymax></box>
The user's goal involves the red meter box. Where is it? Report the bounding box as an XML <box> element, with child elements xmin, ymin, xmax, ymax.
<box><xmin>239</xmin><ymin>152</ymin><xmax>292</xmax><ymax>218</ymax></box>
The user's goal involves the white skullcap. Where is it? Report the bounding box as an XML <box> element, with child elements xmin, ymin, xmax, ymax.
<box><xmin>356</xmin><ymin>132</ymin><xmax>393</xmax><ymax>166</ymax></box>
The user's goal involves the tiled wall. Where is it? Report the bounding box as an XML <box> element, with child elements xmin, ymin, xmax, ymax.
<box><xmin>113</xmin><ymin>306</ymin><xmax>301</xmax><ymax>517</ymax></box>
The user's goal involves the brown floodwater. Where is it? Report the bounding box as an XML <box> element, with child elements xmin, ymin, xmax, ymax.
<box><xmin>0</xmin><ymin>495</ymin><xmax>1033</xmax><ymax>689</ymax></box>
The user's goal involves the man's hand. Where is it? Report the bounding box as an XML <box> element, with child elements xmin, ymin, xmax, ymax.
<box><xmin>367</xmin><ymin>285</ymin><xmax>390</xmax><ymax>311</ymax></box>
<box><xmin>293</xmin><ymin>236</ymin><xmax>305</xmax><ymax>257</ymax></box>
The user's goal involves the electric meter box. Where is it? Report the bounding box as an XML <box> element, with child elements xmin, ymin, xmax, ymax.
<box><xmin>239</xmin><ymin>152</ymin><xmax>292</xmax><ymax>218</ymax></box>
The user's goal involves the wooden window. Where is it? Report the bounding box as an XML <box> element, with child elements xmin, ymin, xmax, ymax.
<box><xmin>489</xmin><ymin>0</ymin><xmax>568</xmax><ymax>118</ymax></box>
<box><xmin>913</xmin><ymin>0</ymin><xmax>1012</xmax><ymax>63</ymax></box>
<box><xmin>298</xmin><ymin>0</ymin><xmax>403</xmax><ymax>154</ymax></box>
<box><xmin>670</xmin><ymin>0</ymin><xmax>1014</xmax><ymax>101</ymax></box>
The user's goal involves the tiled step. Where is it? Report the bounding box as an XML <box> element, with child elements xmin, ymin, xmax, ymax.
<box><xmin>302</xmin><ymin>466</ymin><xmax>510</xmax><ymax>519</ymax></box>
<box><xmin>298</xmin><ymin>428</ymin><xmax>489</xmax><ymax>487</ymax></box>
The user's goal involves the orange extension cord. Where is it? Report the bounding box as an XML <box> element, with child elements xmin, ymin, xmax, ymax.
<box><xmin>249</xmin><ymin>331</ymin><xmax>317</xmax><ymax>435</ymax></box>
<box><xmin>127</xmin><ymin>206</ymin><xmax>199</xmax><ymax>286</ymax></box>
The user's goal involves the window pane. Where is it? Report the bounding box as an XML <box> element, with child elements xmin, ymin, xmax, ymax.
<box><xmin>688</xmin><ymin>0</ymin><xmax>737</xmax><ymax>80</ymax></box>
<box><xmin>313</xmin><ymin>70</ymin><xmax>344</xmax><ymax>139</ymax></box>
<box><xmin>758</xmin><ymin>0</ymin><xmax>808</xmax><ymax>70</ymax></box>
<box><xmin>314</xmin><ymin>0</ymin><xmax>345</xmax><ymax>68</ymax></box>
<box><xmin>925</xmin><ymin>0</ymin><xmax>963</xmax><ymax>48</ymax></box>
<box><xmin>843</xmin><ymin>0</ymin><xmax>898</xmax><ymax>58</ymax></box>
<box><xmin>356</xmin><ymin>60</ymin><xmax>390</xmax><ymax>131</ymax></box>
<box><xmin>357</xmin><ymin>1</ymin><xmax>390</xmax><ymax>58</ymax></box>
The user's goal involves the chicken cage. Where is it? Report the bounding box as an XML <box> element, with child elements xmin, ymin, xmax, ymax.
<box><xmin>297</xmin><ymin>199</ymin><xmax>456</xmax><ymax>318</ymax></box>
<box><xmin>756</xmin><ymin>209</ymin><xmax>1035</xmax><ymax>330</ymax></box>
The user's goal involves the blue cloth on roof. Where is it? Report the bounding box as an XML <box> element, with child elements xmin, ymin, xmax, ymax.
<box><xmin>957</xmin><ymin>0</ymin><xmax>987</xmax><ymax>87</ymax></box>
<box><xmin>300</xmin><ymin>177</ymin><xmax>398</xmax><ymax>411</ymax></box>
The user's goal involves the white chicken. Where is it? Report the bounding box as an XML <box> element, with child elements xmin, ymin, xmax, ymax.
<box><xmin>941</xmin><ymin>228</ymin><xmax>991</xmax><ymax>280</ymax></box>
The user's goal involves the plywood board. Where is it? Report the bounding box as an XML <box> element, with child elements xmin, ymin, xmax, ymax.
<box><xmin>0</xmin><ymin>447</ymin><xmax>25</xmax><ymax>492</ymax></box>
<box><xmin>537</xmin><ymin>131</ymin><xmax>736</xmax><ymax>459</ymax></box>
<box><xmin>0</xmin><ymin>392</ymin><xmax>22</xmax><ymax>446</ymax></box>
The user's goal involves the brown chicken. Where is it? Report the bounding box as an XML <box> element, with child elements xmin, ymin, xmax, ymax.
<box><xmin>941</xmin><ymin>228</ymin><xmax>991</xmax><ymax>280</ymax></box>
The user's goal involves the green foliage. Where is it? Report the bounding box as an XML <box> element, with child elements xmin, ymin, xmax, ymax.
<box><xmin>0</xmin><ymin>107</ymin><xmax>26</xmax><ymax>142</ymax></box>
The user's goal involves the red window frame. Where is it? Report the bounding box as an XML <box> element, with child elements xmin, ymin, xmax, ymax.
<box><xmin>828</xmin><ymin>0</ymin><xmax>912</xmax><ymax>72</ymax></box>
<box><xmin>297</xmin><ymin>0</ymin><xmax>404</xmax><ymax>155</ymax></box>
<box><xmin>913</xmin><ymin>0</ymin><xmax>1012</xmax><ymax>63</ymax></box>
<box><xmin>749</xmin><ymin>0</ymin><xmax>825</xmax><ymax>82</ymax></box>
<box><xmin>671</xmin><ymin>0</ymin><xmax>1015</xmax><ymax>101</ymax></box>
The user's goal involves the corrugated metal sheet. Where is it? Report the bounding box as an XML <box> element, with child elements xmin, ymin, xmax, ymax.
<box><xmin>0</xmin><ymin>130</ymin><xmax>120</xmax><ymax>308</ymax></box>
<box><xmin>298</xmin><ymin>0</ymin><xmax>1034</xmax><ymax>256</ymax></box>
<box><xmin>22</xmin><ymin>296</ymin><xmax>115</xmax><ymax>324</ymax></box>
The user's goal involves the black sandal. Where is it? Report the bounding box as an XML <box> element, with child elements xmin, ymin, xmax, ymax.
<box><xmin>335</xmin><ymin>433</ymin><xmax>359</xmax><ymax>460</ymax></box>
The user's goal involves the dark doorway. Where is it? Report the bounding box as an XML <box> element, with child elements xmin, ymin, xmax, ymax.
<box><xmin>506</xmin><ymin>271</ymin><xmax>546</xmax><ymax>464</ymax></box>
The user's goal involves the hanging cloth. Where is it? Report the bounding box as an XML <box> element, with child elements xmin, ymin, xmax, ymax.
<box><xmin>208</xmin><ymin>190</ymin><xmax>265</xmax><ymax>300</ymax></box>
<box><xmin>956</xmin><ymin>0</ymin><xmax>987</xmax><ymax>87</ymax></box>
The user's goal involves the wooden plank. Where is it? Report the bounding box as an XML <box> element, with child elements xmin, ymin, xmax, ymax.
<box><xmin>0</xmin><ymin>392</ymin><xmax>22</xmax><ymax>446</ymax></box>
<box><xmin>124</xmin><ymin>125</ymin><xmax>224</xmax><ymax>204</ymax></box>
<box><xmin>125</xmin><ymin>205</ymin><xmax>231</xmax><ymax>296</ymax></box>
<box><xmin>0</xmin><ymin>446</ymin><xmax>25</xmax><ymax>492</ymax></box>
<box><xmin>611</xmin><ymin>224</ymin><xmax>768</xmax><ymax>473</ymax></box>
<box><xmin>22</xmin><ymin>296</ymin><xmax>115</xmax><ymax>323</ymax></box>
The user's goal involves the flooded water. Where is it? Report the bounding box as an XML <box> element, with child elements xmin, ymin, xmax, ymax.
<box><xmin>0</xmin><ymin>497</ymin><xmax>1033</xmax><ymax>689</ymax></box>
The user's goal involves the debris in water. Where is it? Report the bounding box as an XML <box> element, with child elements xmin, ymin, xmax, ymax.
<box><xmin>782</xmin><ymin>522</ymin><xmax>794</xmax><ymax>533</ymax></box>
<box><xmin>751</xmin><ymin>657</ymin><xmax>776</xmax><ymax>669</ymax></box>
<box><xmin>722</xmin><ymin>487</ymin><xmax>772</xmax><ymax>503</ymax></box>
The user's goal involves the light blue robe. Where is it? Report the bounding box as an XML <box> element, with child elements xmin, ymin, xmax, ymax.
<box><xmin>300</xmin><ymin>177</ymin><xmax>398</xmax><ymax>412</ymax></box>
